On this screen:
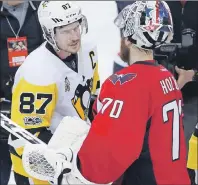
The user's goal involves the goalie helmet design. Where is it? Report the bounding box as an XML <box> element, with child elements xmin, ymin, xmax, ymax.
<box><xmin>114</xmin><ymin>1</ymin><xmax>174</xmax><ymax>49</ymax></box>
<box><xmin>38</xmin><ymin>1</ymin><xmax>88</xmax><ymax>50</ymax></box>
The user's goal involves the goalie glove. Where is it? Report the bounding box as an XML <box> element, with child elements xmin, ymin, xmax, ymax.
<box><xmin>50</xmin><ymin>117</ymin><xmax>112</xmax><ymax>185</ymax></box>
<box><xmin>22</xmin><ymin>116</ymin><xmax>91</xmax><ymax>184</ymax></box>
<box><xmin>22</xmin><ymin>116</ymin><xmax>111</xmax><ymax>185</ymax></box>
<box><xmin>48</xmin><ymin>116</ymin><xmax>90</xmax><ymax>151</ymax></box>
<box><xmin>22</xmin><ymin>143</ymin><xmax>112</xmax><ymax>185</ymax></box>
<box><xmin>22</xmin><ymin>143</ymin><xmax>73</xmax><ymax>184</ymax></box>
<box><xmin>49</xmin><ymin>116</ymin><xmax>99</xmax><ymax>184</ymax></box>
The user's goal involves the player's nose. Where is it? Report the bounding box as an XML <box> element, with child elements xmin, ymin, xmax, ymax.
<box><xmin>70</xmin><ymin>30</ymin><xmax>80</xmax><ymax>41</ymax></box>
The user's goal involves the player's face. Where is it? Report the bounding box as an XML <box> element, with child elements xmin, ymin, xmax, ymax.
<box><xmin>55</xmin><ymin>22</ymin><xmax>81</xmax><ymax>54</ymax></box>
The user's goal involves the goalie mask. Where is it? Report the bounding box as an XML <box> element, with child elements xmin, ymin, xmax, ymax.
<box><xmin>114</xmin><ymin>1</ymin><xmax>174</xmax><ymax>49</ymax></box>
<box><xmin>38</xmin><ymin>1</ymin><xmax>88</xmax><ymax>51</ymax></box>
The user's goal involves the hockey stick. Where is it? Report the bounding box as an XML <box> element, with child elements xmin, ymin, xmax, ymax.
<box><xmin>0</xmin><ymin>113</ymin><xmax>46</xmax><ymax>145</ymax></box>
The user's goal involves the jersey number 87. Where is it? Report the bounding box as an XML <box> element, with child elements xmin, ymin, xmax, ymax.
<box><xmin>19</xmin><ymin>92</ymin><xmax>52</xmax><ymax>115</ymax></box>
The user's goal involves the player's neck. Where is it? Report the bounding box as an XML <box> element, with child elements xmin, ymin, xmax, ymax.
<box><xmin>129</xmin><ymin>46</ymin><xmax>153</xmax><ymax>65</ymax></box>
<box><xmin>56</xmin><ymin>50</ymin><xmax>71</xmax><ymax>60</ymax></box>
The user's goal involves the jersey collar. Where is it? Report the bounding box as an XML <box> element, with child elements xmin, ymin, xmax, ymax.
<box><xmin>134</xmin><ymin>60</ymin><xmax>159</xmax><ymax>66</ymax></box>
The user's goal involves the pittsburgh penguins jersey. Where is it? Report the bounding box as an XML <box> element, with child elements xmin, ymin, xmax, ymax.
<box><xmin>187</xmin><ymin>123</ymin><xmax>198</xmax><ymax>170</ymax></box>
<box><xmin>10</xmin><ymin>41</ymin><xmax>100</xmax><ymax>177</ymax></box>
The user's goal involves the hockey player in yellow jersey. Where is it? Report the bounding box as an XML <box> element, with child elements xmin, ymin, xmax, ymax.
<box><xmin>187</xmin><ymin>123</ymin><xmax>198</xmax><ymax>185</ymax></box>
<box><xmin>9</xmin><ymin>1</ymin><xmax>100</xmax><ymax>184</ymax></box>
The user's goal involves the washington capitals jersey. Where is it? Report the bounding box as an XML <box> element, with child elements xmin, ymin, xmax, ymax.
<box><xmin>78</xmin><ymin>60</ymin><xmax>190</xmax><ymax>185</ymax></box>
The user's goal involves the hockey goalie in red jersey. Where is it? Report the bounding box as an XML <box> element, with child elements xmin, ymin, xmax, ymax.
<box><xmin>21</xmin><ymin>1</ymin><xmax>191</xmax><ymax>185</ymax></box>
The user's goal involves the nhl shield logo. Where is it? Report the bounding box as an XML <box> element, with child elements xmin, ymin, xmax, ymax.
<box><xmin>64</xmin><ymin>77</ymin><xmax>70</xmax><ymax>92</ymax></box>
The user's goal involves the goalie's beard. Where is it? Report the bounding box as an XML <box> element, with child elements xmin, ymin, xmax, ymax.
<box><xmin>120</xmin><ymin>38</ymin><xmax>130</xmax><ymax>64</ymax></box>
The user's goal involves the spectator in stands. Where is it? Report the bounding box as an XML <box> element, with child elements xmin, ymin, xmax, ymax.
<box><xmin>0</xmin><ymin>1</ymin><xmax>43</xmax><ymax>184</ymax></box>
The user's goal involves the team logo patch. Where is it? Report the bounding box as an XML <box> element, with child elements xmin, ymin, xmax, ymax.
<box><xmin>109</xmin><ymin>73</ymin><xmax>137</xmax><ymax>85</ymax></box>
<box><xmin>71</xmin><ymin>78</ymin><xmax>93</xmax><ymax>120</ymax></box>
<box><xmin>65</xmin><ymin>77</ymin><xmax>70</xmax><ymax>92</ymax></box>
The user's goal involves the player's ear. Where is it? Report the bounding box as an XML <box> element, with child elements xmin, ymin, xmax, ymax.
<box><xmin>53</xmin><ymin>28</ymin><xmax>59</xmax><ymax>42</ymax></box>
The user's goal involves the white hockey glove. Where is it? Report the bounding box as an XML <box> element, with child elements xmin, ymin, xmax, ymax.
<box><xmin>22</xmin><ymin>143</ymin><xmax>73</xmax><ymax>184</ymax></box>
<box><xmin>52</xmin><ymin>117</ymin><xmax>112</xmax><ymax>185</ymax></box>
<box><xmin>49</xmin><ymin>116</ymin><xmax>104</xmax><ymax>185</ymax></box>
<box><xmin>22</xmin><ymin>116</ymin><xmax>111</xmax><ymax>185</ymax></box>
<box><xmin>48</xmin><ymin>116</ymin><xmax>90</xmax><ymax>151</ymax></box>
<box><xmin>22</xmin><ymin>116</ymin><xmax>90</xmax><ymax>184</ymax></box>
